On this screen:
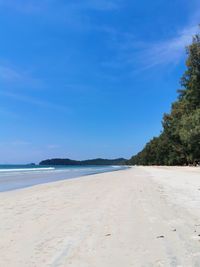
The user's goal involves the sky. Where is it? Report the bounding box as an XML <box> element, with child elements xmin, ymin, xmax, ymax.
<box><xmin>0</xmin><ymin>0</ymin><xmax>200</xmax><ymax>163</ymax></box>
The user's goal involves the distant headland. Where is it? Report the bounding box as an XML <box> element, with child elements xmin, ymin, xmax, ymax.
<box><xmin>39</xmin><ymin>158</ymin><xmax>127</xmax><ymax>166</ymax></box>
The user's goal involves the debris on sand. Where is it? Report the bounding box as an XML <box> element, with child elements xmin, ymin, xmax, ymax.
<box><xmin>157</xmin><ymin>235</ymin><xmax>165</xmax><ymax>239</ymax></box>
<box><xmin>105</xmin><ymin>234</ymin><xmax>111</xmax><ymax>237</ymax></box>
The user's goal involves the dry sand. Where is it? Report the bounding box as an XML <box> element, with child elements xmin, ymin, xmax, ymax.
<box><xmin>0</xmin><ymin>166</ymin><xmax>200</xmax><ymax>267</ymax></box>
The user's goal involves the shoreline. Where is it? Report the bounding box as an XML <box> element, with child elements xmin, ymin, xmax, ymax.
<box><xmin>1</xmin><ymin>166</ymin><xmax>200</xmax><ymax>266</ymax></box>
<box><xmin>0</xmin><ymin>165</ymin><xmax>127</xmax><ymax>193</ymax></box>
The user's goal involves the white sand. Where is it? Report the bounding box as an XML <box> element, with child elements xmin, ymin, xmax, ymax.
<box><xmin>0</xmin><ymin>166</ymin><xmax>200</xmax><ymax>267</ymax></box>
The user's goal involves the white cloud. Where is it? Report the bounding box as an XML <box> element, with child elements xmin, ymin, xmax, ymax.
<box><xmin>141</xmin><ymin>25</ymin><xmax>199</xmax><ymax>69</ymax></box>
<box><xmin>101</xmin><ymin>24</ymin><xmax>199</xmax><ymax>75</ymax></box>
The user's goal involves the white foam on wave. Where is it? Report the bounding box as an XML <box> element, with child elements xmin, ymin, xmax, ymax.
<box><xmin>0</xmin><ymin>167</ymin><xmax>55</xmax><ymax>173</ymax></box>
<box><xmin>111</xmin><ymin>165</ymin><xmax>121</xmax><ymax>168</ymax></box>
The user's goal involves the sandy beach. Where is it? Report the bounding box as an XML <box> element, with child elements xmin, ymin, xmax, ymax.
<box><xmin>1</xmin><ymin>166</ymin><xmax>200</xmax><ymax>267</ymax></box>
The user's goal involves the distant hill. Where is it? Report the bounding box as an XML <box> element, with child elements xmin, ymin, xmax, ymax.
<box><xmin>39</xmin><ymin>158</ymin><xmax>127</xmax><ymax>166</ymax></box>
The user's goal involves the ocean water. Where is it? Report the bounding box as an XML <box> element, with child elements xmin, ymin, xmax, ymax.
<box><xmin>0</xmin><ymin>165</ymin><xmax>127</xmax><ymax>192</ymax></box>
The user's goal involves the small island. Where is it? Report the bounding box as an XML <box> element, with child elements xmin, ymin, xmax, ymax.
<box><xmin>39</xmin><ymin>158</ymin><xmax>127</xmax><ymax>166</ymax></box>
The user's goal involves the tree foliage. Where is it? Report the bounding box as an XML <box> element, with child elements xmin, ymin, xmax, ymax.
<box><xmin>128</xmin><ymin>32</ymin><xmax>200</xmax><ymax>166</ymax></box>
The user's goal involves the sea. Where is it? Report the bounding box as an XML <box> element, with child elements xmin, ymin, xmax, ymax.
<box><xmin>0</xmin><ymin>165</ymin><xmax>127</xmax><ymax>192</ymax></box>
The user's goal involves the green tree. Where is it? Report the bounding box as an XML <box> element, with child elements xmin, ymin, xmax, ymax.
<box><xmin>128</xmin><ymin>30</ymin><xmax>200</xmax><ymax>166</ymax></box>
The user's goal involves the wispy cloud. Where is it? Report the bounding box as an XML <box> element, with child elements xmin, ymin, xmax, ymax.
<box><xmin>10</xmin><ymin>140</ymin><xmax>31</xmax><ymax>146</ymax></box>
<box><xmin>0</xmin><ymin>0</ymin><xmax>122</xmax><ymax>33</ymax></box>
<box><xmin>138</xmin><ymin>25</ymin><xmax>199</xmax><ymax>70</ymax></box>
<box><xmin>0</xmin><ymin>106</ymin><xmax>20</xmax><ymax>119</ymax></box>
<box><xmin>99</xmin><ymin>0</ymin><xmax>200</xmax><ymax>75</ymax></box>
<box><xmin>0</xmin><ymin>65</ymin><xmax>22</xmax><ymax>82</ymax></box>
<box><xmin>0</xmin><ymin>0</ymin><xmax>121</xmax><ymax>14</ymax></box>
<box><xmin>0</xmin><ymin>91</ymin><xmax>69</xmax><ymax>113</ymax></box>
<box><xmin>101</xmin><ymin>24</ymin><xmax>199</xmax><ymax>76</ymax></box>
<box><xmin>0</xmin><ymin>64</ymin><xmax>42</xmax><ymax>88</ymax></box>
<box><xmin>0</xmin><ymin>0</ymin><xmax>45</xmax><ymax>13</ymax></box>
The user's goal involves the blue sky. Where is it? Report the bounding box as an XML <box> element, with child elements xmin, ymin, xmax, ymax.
<box><xmin>0</xmin><ymin>0</ymin><xmax>200</xmax><ymax>163</ymax></box>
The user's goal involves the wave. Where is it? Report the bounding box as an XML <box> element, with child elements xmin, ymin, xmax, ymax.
<box><xmin>0</xmin><ymin>167</ymin><xmax>55</xmax><ymax>173</ymax></box>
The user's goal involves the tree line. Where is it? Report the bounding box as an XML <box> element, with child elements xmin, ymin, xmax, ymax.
<box><xmin>128</xmin><ymin>31</ymin><xmax>200</xmax><ymax>166</ymax></box>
